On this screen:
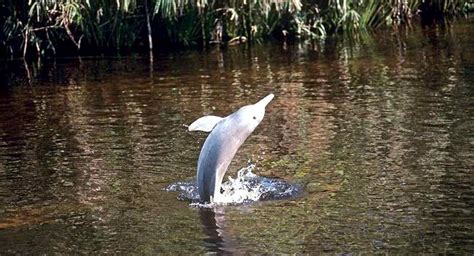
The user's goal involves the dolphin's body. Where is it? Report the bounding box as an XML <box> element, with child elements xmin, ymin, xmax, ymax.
<box><xmin>188</xmin><ymin>94</ymin><xmax>274</xmax><ymax>202</ymax></box>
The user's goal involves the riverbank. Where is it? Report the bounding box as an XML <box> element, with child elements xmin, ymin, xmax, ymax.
<box><xmin>1</xmin><ymin>0</ymin><xmax>472</xmax><ymax>59</ymax></box>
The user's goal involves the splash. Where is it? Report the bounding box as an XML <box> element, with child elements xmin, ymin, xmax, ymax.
<box><xmin>166</xmin><ymin>164</ymin><xmax>301</xmax><ymax>207</ymax></box>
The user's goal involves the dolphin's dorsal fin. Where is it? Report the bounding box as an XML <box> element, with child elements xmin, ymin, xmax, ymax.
<box><xmin>188</xmin><ymin>115</ymin><xmax>223</xmax><ymax>132</ymax></box>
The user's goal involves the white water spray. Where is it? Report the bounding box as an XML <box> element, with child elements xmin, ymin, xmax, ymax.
<box><xmin>167</xmin><ymin>163</ymin><xmax>301</xmax><ymax>207</ymax></box>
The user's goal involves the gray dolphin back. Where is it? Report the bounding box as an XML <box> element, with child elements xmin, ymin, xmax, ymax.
<box><xmin>197</xmin><ymin>116</ymin><xmax>250</xmax><ymax>202</ymax></box>
<box><xmin>190</xmin><ymin>94</ymin><xmax>274</xmax><ymax>202</ymax></box>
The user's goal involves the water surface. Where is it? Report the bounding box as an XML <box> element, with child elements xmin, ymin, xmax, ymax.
<box><xmin>0</xmin><ymin>19</ymin><xmax>473</xmax><ymax>254</ymax></box>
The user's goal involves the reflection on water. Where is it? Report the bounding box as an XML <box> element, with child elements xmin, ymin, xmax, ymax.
<box><xmin>199</xmin><ymin>207</ymin><xmax>239</xmax><ymax>254</ymax></box>
<box><xmin>0</xmin><ymin>19</ymin><xmax>473</xmax><ymax>254</ymax></box>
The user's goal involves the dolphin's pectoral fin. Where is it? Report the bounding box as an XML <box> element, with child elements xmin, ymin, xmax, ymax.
<box><xmin>188</xmin><ymin>115</ymin><xmax>224</xmax><ymax>132</ymax></box>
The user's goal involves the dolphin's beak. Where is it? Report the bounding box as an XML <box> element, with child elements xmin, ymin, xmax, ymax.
<box><xmin>256</xmin><ymin>93</ymin><xmax>275</xmax><ymax>108</ymax></box>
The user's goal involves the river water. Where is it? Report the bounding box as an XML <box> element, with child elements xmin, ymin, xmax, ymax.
<box><xmin>0</xmin><ymin>19</ymin><xmax>473</xmax><ymax>254</ymax></box>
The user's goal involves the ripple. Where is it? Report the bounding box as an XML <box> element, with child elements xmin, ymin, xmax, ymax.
<box><xmin>166</xmin><ymin>164</ymin><xmax>302</xmax><ymax>206</ymax></box>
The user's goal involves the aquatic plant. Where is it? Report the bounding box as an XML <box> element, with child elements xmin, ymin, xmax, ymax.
<box><xmin>0</xmin><ymin>0</ymin><xmax>470</xmax><ymax>58</ymax></box>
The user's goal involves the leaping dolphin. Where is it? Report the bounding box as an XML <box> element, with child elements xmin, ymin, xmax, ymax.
<box><xmin>188</xmin><ymin>94</ymin><xmax>274</xmax><ymax>202</ymax></box>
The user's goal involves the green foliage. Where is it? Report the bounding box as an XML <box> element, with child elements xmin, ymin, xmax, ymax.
<box><xmin>0</xmin><ymin>0</ymin><xmax>470</xmax><ymax>58</ymax></box>
<box><xmin>321</xmin><ymin>0</ymin><xmax>418</xmax><ymax>34</ymax></box>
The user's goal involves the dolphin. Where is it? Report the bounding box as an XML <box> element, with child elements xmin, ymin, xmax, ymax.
<box><xmin>188</xmin><ymin>94</ymin><xmax>274</xmax><ymax>202</ymax></box>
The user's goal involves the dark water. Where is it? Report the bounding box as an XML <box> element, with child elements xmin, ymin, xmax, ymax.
<box><xmin>0</xmin><ymin>19</ymin><xmax>473</xmax><ymax>254</ymax></box>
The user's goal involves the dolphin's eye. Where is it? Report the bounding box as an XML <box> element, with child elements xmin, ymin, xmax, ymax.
<box><xmin>253</xmin><ymin>116</ymin><xmax>256</xmax><ymax>120</ymax></box>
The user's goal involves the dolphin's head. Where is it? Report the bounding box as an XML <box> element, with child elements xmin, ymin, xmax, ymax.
<box><xmin>233</xmin><ymin>93</ymin><xmax>274</xmax><ymax>133</ymax></box>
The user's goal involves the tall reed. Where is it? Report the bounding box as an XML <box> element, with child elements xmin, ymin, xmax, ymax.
<box><xmin>0</xmin><ymin>0</ymin><xmax>470</xmax><ymax>59</ymax></box>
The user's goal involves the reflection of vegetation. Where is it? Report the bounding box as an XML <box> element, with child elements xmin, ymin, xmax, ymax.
<box><xmin>0</xmin><ymin>17</ymin><xmax>472</xmax><ymax>253</ymax></box>
<box><xmin>224</xmin><ymin>19</ymin><xmax>472</xmax><ymax>253</ymax></box>
<box><xmin>0</xmin><ymin>0</ymin><xmax>470</xmax><ymax>58</ymax></box>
